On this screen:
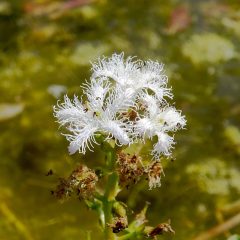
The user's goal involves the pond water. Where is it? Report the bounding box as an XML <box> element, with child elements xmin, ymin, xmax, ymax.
<box><xmin>0</xmin><ymin>0</ymin><xmax>240</xmax><ymax>239</ymax></box>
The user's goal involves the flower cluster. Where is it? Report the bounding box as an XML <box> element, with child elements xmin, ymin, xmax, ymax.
<box><xmin>54</xmin><ymin>53</ymin><xmax>186</xmax><ymax>159</ymax></box>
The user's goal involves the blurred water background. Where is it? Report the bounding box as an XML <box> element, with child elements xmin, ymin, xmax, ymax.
<box><xmin>0</xmin><ymin>0</ymin><xmax>240</xmax><ymax>239</ymax></box>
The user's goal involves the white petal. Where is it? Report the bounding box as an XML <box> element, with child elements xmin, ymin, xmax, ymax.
<box><xmin>101</xmin><ymin>120</ymin><xmax>130</xmax><ymax>145</ymax></box>
<box><xmin>91</xmin><ymin>53</ymin><xmax>140</xmax><ymax>86</ymax></box>
<box><xmin>135</xmin><ymin>118</ymin><xmax>156</xmax><ymax>138</ymax></box>
<box><xmin>160</xmin><ymin>107</ymin><xmax>186</xmax><ymax>131</ymax></box>
<box><xmin>152</xmin><ymin>133</ymin><xmax>175</xmax><ymax>158</ymax></box>
<box><xmin>141</xmin><ymin>61</ymin><xmax>165</xmax><ymax>81</ymax></box>
<box><xmin>140</xmin><ymin>93</ymin><xmax>159</xmax><ymax>117</ymax></box>
<box><xmin>83</xmin><ymin>77</ymin><xmax>110</xmax><ymax>111</ymax></box>
<box><xmin>104</xmin><ymin>85</ymin><xmax>135</xmax><ymax>118</ymax></box>
<box><xmin>54</xmin><ymin>95</ymin><xmax>85</xmax><ymax>125</ymax></box>
<box><xmin>66</xmin><ymin>125</ymin><xmax>98</xmax><ymax>154</ymax></box>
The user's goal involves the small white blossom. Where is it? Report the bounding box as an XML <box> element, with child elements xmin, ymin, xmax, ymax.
<box><xmin>91</xmin><ymin>53</ymin><xmax>172</xmax><ymax>101</ymax></box>
<box><xmin>135</xmin><ymin>93</ymin><xmax>186</xmax><ymax>158</ymax></box>
<box><xmin>54</xmin><ymin>78</ymin><xmax>133</xmax><ymax>154</ymax></box>
<box><xmin>152</xmin><ymin>133</ymin><xmax>175</xmax><ymax>157</ymax></box>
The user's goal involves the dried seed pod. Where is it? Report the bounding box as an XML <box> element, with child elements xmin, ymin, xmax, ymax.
<box><xmin>53</xmin><ymin>165</ymin><xmax>98</xmax><ymax>200</ymax></box>
<box><xmin>145</xmin><ymin>161</ymin><xmax>165</xmax><ymax>189</ymax></box>
<box><xmin>117</xmin><ymin>152</ymin><xmax>144</xmax><ymax>187</ymax></box>
<box><xmin>147</xmin><ymin>220</ymin><xmax>175</xmax><ymax>238</ymax></box>
<box><xmin>107</xmin><ymin>216</ymin><xmax>128</xmax><ymax>233</ymax></box>
<box><xmin>53</xmin><ymin>178</ymin><xmax>72</xmax><ymax>199</ymax></box>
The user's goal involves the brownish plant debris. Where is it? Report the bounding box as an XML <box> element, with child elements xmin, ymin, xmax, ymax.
<box><xmin>107</xmin><ymin>216</ymin><xmax>128</xmax><ymax>233</ymax></box>
<box><xmin>165</xmin><ymin>5</ymin><xmax>191</xmax><ymax>35</ymax></box>
<box><xmin>147</xmin><ymin>220</ymin><xmax>175</xmax><ymax>239</ymax></box>
<box><xmin>146</xmin><ymin>160</ymin><xmax>164</xmax><ymax>189</ymax></box>
<box><xmin>117</xmin><ymin>152</ymin><xmax>144</xmax><ymax>187</ymax></box>
<box><xmin>53</xmin><ymin>165</ymin><xmax>98</xmax><ymax>200</ymax></box>
<box><xmin>117</xmin><ymin>152</ymin><xmax>165</xmax><ymax>190</ymax></box>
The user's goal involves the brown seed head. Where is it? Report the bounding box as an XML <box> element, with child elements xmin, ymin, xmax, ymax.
<box><xmin>117</xmin><ymin>152</ymin><xmax>144</xmax><ymax>187</ymax></box>
<box><xmin>53</xmin><ymin>165</ymin><xmax>98</xmax><ymax>200</ymax></box>
<box><xmin>148</xmin><ymin>220</ymin><xmax>175</xmax><ymax>238</ymax></box>
<box><xmin>107</xmin><ymin>216</ymin><xmax>128</xmax><ymax>233</ymax></box>
<box><xmin>145</xmin><ymin>161</ymin><xmax>164</xmax><ymax>190</ymax></box>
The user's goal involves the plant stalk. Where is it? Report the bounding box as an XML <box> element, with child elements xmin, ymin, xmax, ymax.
<box><xmin>102</xmin><ymin>144</ymin><xmax>120</xmax><ymax>240</ymax></box>
<box><xmin>103</xmin><ymin>172</ymin><xmax>119</xmax><ymax>240</ymax></box>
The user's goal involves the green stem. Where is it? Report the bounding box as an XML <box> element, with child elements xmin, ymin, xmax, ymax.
<box><xmin>103</xmin><ymin>172</ymin><xmax>119</xmax><ymax>240</ymax></box>
<box><xmin>97</xmin><ymin>142</ymin><xmax>122</xmax><ymax>239</ymax></box>
<box><xmin>117</xmin><ymin>232</ymin><xmax>138</xmax><ymax>240</ymax></box>
<box><xmin>103</xmin><ymin>199</ymin><xmax>115</xmax><ymax>240</ymax></box>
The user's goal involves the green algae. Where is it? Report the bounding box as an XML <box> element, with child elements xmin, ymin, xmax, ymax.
<box><xmin>182</xmin><ymin>33</ymin><xmax>235</xmax><ymax>65</ymax></box>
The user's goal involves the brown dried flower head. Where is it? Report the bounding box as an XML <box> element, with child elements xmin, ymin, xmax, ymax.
<box><xmin>107</xmin><ymin>216</ymin><xmax>128</xmax><ymax>233</ymax></box>
<box><xmin>52</xmin><ymin>178</ymin><xmax>72</xmax><ymax>199</ymax></box>
<box><xmin>117</xmin><ymin>152</ymin><xmax>144</xmax><ymax>187</ymax></box>
<box><xmin>145</xmin><ymin>161</ymin><xmax>165</xmax><ymax>190</ymax></box>
<box><xmin>53</xmin><ymin>165</ymin><xmax>98</xmax><ymax>200</ymax></box>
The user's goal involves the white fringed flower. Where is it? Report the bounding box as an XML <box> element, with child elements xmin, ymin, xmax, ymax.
<box><xmin>54</xmin><ymin>78</ymin><xmax>133</xmax><ymax>154</ymax></box>
<box><xmin>152</xmin><ymin>133</ymin><xmax>175</xmax><ymax>157</ymax></box>
<box><xmin>135</xmin><ymin>93</ymin><xmax>186</xmax><ymax>158</ymax></box>
<box><xmin>91</xmin><ymin>53</ymin><xmax>172</xmax><ymax>101</ymax></box>
<box><xmin>54</xmin><ymin>53</ymin><xmax>186</xmax><ymax>158</ymax></box>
